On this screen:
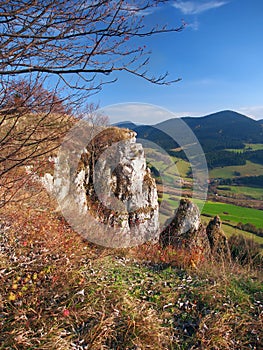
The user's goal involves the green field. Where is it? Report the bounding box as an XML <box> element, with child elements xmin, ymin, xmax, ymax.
<box><xmin>210</xmin><ymin>161</ymin><xmax>263</xmax><ymax>179</ymax></box>
<box><xmin>226</xmin><ymin>143</ymin><xmax>263</xmax><ymax>152</ymax></box>
<box><xmin>202</xmin><ymin>201</ymin><xmax>263</xmax><ymax>228</ymax></box>
<box><xmin>159</xmin><ymin>193</ymin><xmax>263</xmax><ymax>243</ymax></box>
<box><xmin>217</xmin><ymin>185</ymin><xmax>263</xmax><ymax>200</ymax></box>
<box><xmin>160</xmin><ymin>194</ymin><xmax>263</xmax><ymax>229</ymax></box>
<box><xmin>245</xmin><ymin>143</ymin><xmax>263</xmax><ymax>151</ymax></box>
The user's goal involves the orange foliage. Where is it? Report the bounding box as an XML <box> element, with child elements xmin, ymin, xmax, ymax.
<box><xmin>129</xmin><ymin>242</ymin><xmax>206</xmax><ymax>269</ymax></box>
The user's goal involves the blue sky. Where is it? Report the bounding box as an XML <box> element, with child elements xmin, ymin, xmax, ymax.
<box><xmin>93</xmin><ymin>0</ymin><xmax>263</xmax><ymax>124</ymax></box>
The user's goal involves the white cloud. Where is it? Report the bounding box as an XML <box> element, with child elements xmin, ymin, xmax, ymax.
<box><xmin>100</xmin><ymin>103</ymin><xmax>263</xmax><ymax>124</ymax></box>
<box><xmin>173</xmin><ymin>1</ymin><xmax>228</xmax><ymax>15</ymax></box>
<box><xmin>100</xmin><ymin>103</ymin><xmax>180</xmax><ymax>124</ymax></box>
<box><xmin>237</xmin><ymin>106</ymin><xmax>263</xmax><ymax>120</ymax></box>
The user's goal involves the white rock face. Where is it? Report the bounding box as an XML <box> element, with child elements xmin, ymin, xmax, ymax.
<box><xmin>44</xmin><ymin>129</ymin><xmax>159</xmax><ymax>247</ymax></box>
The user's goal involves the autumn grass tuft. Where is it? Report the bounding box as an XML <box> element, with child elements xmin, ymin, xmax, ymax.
<box><xmin>0</xmin><ymin>182</ymin><xmax>262</xmax><ymax>349</ymax></box>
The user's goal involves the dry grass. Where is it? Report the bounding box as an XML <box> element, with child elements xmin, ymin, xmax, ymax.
<box><xmin>0</xmin><ymin>179</ymin><xmax>262</xmax><ymax>349</ymax></box>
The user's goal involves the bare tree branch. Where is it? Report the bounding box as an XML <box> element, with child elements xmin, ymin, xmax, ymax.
<box><xmin>0</xmin><ymin>1</ymin><xmax>184</xmax><ymax>206</ymax></box>
<box><xmin>0</xmin><ymin>0</ymin><xmax>184</xmax><ymax>88</ymax></box>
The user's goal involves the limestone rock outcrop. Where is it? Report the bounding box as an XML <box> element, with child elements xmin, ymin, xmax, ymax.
<box><xmin>159</xmin><ymin>199</ymin><xmax>231</xmax><ymax>260</ymax></box>
<box><xmin>159</xmin><ymin>199</ymin><xmax>210</xmax><ymax>253</ymax></box>
<box><xmin>41</xmin><ymin>124</ymin><xmax>231</xmax><ymax>255</ymax></box>
<box><xmin>51</xmin><ymin>127</ymin><xmax>159</xmax><ymax>247</ymax></box>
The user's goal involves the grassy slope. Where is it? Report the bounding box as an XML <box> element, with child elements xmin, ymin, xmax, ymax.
<box><xmin>1</xmin><ymin>182</ymin><xmax>262</xmax><ymax>349</ymax></box>
<box><xmin>217</xmin><ymin>185</ymin><xmax>263</xmax><ymax>200</ymax></box>
<box><xmin>221</xmin><ymin>223</ymin><xmax>263</xmax><ymax>244</ymax></box>
<box><xmin>145</xmin><ymin>148</ymin><xmax>191</xmax><ymax>183</ymax></box>
<box><xmin>1</xmin><ymin>122</ymin><xmax>262</xmax><ymax>350</ymax></box>
<box><xmin>210</xmin><ymin>160</ymin><xmax>263</xmax><ymax>179</ymax></box>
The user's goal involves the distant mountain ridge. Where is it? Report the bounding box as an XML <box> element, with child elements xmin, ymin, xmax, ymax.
<box><xmin>115</xmin><ymin>110</ymin><xmax>263</xmax><ymax>152</ymax></box>
<box><xmin>180</xmin><ymin>110</ymin><xmax>263</xmax><ymax>149</ymax></box>
<box><xmin>113</xmin><ymin>121</ymin><xmax>137</xmax><ymax>130</ymax></box>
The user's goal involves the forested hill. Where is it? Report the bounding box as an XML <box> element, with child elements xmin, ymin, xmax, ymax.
<box><xmin>158</xmin><ymin>110</ymin><xmax>263</xmax><ymax>151</ymax></box>
<box><xmin>115</xmin><ymin>110</ymin><xmax>263</xmax><ymax>153</ymax></box>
